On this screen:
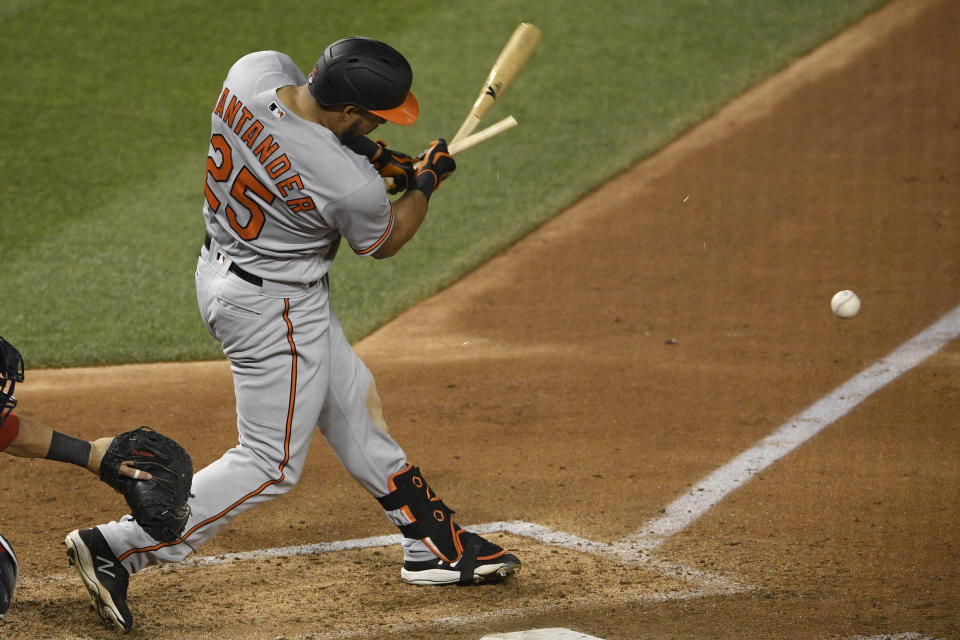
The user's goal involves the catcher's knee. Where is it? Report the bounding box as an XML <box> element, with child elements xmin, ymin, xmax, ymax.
<box><xmin>0</xmin><ymin>533</ymin><xmax>18</xmax><ymax>619</ymax></box>
<box><xmin>377</xmin><ymin>464</ymin><xmax>462</xmax><ymax>563</ymax></box>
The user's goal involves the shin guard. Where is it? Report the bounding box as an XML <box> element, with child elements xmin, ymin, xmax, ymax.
<box><xmin>378</xmin><ymin>464</ymin><xmax>518</xmax><ymax>586</ymax></box>
<box><xmin>377</xmin><ymin>465</ymin><xmax>462</xmax><ymax>562</ymax></box>
<box><xmin>379</xmin><ymin>465</ymin><xmax>513</xmax><ymax>585</ymax></box>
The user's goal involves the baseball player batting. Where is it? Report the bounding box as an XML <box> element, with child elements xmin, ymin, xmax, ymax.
<box><xmin>66</xmin><ymin>37</ymin><xmax>520</xmax><ymax>633</ymax></box>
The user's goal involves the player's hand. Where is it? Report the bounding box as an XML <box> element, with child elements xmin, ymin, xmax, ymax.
<box><xmin>371</xmin><ymin>140</ymin><xmax>415</xmax><ymax>194</ymax></box>
<box><xmin>118</xmin><ymin>460</ymin><xmax>154</xmax><ymax>480</ymax></box>
<box><xmin>88</xmin><ymin>436</ymin><xmax>153</xmax><ymax>480</ymax></box>
<box><xmin>410</xmin><ymin>139</ymin><xmax>456</xmax><ymax>201</ymax></box>
<box><xmin>346</xmin><ymin>137</ymin><xmax>415</xmax><ymax>194</ymax></box>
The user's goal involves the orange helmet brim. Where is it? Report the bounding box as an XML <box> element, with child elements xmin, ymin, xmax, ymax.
<box><xmin>371</xmin><ymin>91</ymin><xmax>419</xmax><ymax>126</ymax></box>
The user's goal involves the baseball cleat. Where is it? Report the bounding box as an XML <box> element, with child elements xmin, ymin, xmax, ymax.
<box><xmin>64</xmin><ymin>528</ymin><xmax>132</xmax><ymax>632</ymax></box>
<box><xmin>401</xmin><ymin>530</ymin><xmax>521</xmax><ymax>586</ymax></box>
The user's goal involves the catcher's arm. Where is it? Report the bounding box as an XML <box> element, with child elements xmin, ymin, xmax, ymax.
<box><xmin>1</xmin><ymin>337</ymin><xmax>150</xmax><ymax>480</ymax></box>
<box><xmin>1</xmin><ymin>413</ymin><xmax>152</xmax><ymax>480</ymax></box>
<box><xmin>3</xmin><ymin>415</ymin><xmax>192</xmax><ymax>541</ymax></box>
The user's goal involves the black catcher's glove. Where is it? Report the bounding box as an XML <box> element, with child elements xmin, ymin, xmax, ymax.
<box><xmin>100</xmin><ymin>427</ymin><xmax>193</xmax><ymax>543</ymax></box>
<box><xmin>347</xmin><ymin>137</ymin><xmax>416</xmax><ymax>194</ymax></box>
<box><xmin>410</xmin><ymin>139</ymin><xmax>456</xmax><ymax>201</ymax></box>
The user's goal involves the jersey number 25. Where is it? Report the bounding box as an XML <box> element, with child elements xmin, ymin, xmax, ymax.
<box><xmin>204</xmin><ymin>134</ymin><xmax>275</xmax><ymax>240</ymax></box>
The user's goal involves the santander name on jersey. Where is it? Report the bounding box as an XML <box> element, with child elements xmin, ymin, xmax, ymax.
<box><xmin>209</xmin><ymin>86</ymin><xmax>316</xmax><ymax>216</ymax></box>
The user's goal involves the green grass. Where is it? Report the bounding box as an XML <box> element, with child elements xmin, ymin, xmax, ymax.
<box><xmin>0</xmin><ymin>0</ymin><xmax>889</xmax><ymax>367</ymax></box>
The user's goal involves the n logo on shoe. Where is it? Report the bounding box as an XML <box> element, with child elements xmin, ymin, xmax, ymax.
<box><xmin>96</xmin><ymin>555</ymin><xmax>116</xmax><ymax>578</ymax></box>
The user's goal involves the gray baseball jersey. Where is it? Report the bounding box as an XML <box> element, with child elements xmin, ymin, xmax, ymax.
<box><xmin>203</xmin><ymin>50</ymin><xmax>395</xmax><ymax>284</ymax></box>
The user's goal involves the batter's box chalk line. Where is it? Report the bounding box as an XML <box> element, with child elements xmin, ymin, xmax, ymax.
<box><xmin>115</xmin><ymin>520</ymin><xmax>742</xmax><ymax>640</ymax></box>
<box><xmin>170</xmin><ymin>519</ymin><xmax>748</xmax><ymax>597</ymax></box>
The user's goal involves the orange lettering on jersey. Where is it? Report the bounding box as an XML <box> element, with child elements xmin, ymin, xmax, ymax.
<box><xmin>265</xmin><ymin>154</ymin><xmax>291</xmax><ymax>179</ymax></box>
<box><xmin>253</xmin><ymin>135</ymin><xmax>279</xmax><ymax>165</ymax></box>
<box><xmin>234</xmin><ymin>108</ymin><xmax>254</xmax><ymax>135</ymax></box>
<box><xmin>223</xmin><ymin>96</ymin><xmax>242</xmax><ymax>128</ymax></box>
<box><xmin>227</xmin><ymin>166</ymin><xmax>274</xmax><ymax>240</ymax></box>
<box><xmin>287</xmin><ymin>196</ymin><xmax>316</xmax><ymax>213</ymax></box>
<box><xmin>213</xmin><ymin>88</ymin><xmax>229</xmax><ymax>118</ymax></box>
<box><xmin>241</xmin><ymin>120</ymin><xmax>263</xmax><ymax>148</ymax></box>
<box><xmin>276</xmin><ymin>174</ymin><xmax>303</xmax><ymax>197</ymax></box>
<box><xmin>205</xmin><ymin>133</ymin><xmax>233</xmax><ymax>211</ymax></box>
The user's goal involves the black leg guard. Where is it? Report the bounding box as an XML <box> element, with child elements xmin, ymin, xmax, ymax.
<box><xmin>378</xmin><ymin>464</ymin><xmax>518</xmax><ymax>586</ymax></box>
<box><xmin>377</xmin><ymin>465</ymin><xmax>463</xmax><ymax>562</ymax></box>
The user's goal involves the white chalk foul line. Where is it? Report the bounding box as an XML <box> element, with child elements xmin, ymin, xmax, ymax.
<box><xmin>622</xmin><ymin>304</ymin><xmax>960</xmax><ymax>553</ymax></box>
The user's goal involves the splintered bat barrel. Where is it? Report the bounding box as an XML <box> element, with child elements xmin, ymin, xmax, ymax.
<box><xmin>450</xmin><ymin>23</ymin><xmax>542</xmax><ymax>145</ymax></box>
<box><xmin>447</xmin><ymin>115</ymin><xmax>518</xmax><ymax>156</ymax></box>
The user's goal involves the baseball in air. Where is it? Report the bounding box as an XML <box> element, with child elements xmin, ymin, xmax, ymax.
<box><xmin>831</xmin><ymin>290</ymin><xmax>861</xmax><ymax>318</ymax></box>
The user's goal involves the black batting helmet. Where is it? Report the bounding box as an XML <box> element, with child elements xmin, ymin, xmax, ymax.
<box><xmin>308</xmin><ymin>36</ymin><xmax>419</xmax><ymax>126</ymax></box>
<box><xmin>0</xmin><ymin>337</ymin><xmax>24</xmax><ymax>427</ymax></box>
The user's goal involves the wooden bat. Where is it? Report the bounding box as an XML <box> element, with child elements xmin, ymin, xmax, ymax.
<box><xmin>450</xmin><ymin>22</ymin><xmax>541</xmax><ymax>145</ymax></box>
<box><xmin>447</xmin><ymin>115</ymin><xmax>518</xmax><ymax>156</ymax></box>
<box><xmin>383</xmin><ymin>116</ymin><xmax>518</xmax><ymax>190</ymax></box>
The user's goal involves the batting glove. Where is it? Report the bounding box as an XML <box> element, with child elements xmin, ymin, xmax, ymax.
<box><xmin>346</xmin><ymin>137</ymin><xmax>416</xmax><ymax>194</ymax></box>
<box><xmin>410</xmin><ymin>139</ymin><xmax>456</xmax><ymax>201</ymax></box>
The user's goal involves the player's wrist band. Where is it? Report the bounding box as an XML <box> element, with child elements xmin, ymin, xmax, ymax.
<box><xmin>46</xmin><ymin>431</ymin><xmax>92</xmax><ymax>468</ymax></box>
<box><xmin>409</xmin><ymin>171</ymin><xmax>438</xmax><ymax>201</ymax></box>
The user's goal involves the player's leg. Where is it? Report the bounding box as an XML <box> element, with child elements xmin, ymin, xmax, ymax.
<box><xmin>316</xmin><ymin>309</ymin><xmax>407</xmax><ymax>496</ymax></box>
<box><xmin>317</xmin><ymin>310</ymin><xmax>520</xmax><ymax>585</ymax></box>
<box><xmin>68</xmin><ymin>257</ymin><xmax>334</xmax><ymax>631</ymax></box>
<box><xmin>93</xmin><ymin>257</ymin><xmax>331</xmax><ymax>569</ymax></box>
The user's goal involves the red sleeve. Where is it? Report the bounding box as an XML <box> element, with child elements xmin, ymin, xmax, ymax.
<box><xmin>0</xmin><ymin>413</ymin><xmax>20</xmax><ymax>452</ymax></box>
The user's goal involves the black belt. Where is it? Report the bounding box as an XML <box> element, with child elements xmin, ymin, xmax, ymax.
<box><xmin>203</xmin><ymin>234</ymin><xmax>263</xmax><ymax>286</ymax></box>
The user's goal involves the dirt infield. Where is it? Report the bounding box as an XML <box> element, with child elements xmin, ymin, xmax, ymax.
<box><xmin>3</xmin><ymin>0</ymin><xmax>958</xmax><ymax>638</ymax></box>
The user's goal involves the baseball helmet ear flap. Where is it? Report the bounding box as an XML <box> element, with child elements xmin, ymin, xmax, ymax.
<box><xmin>0</xmin><ymin>337</ymin><xmax>24</xmax><ymax>426</ymax></box>
<box><xmin>308</xmin><ymin>36</ymin><xmax>419</xmax><ymax>126</ymax></box>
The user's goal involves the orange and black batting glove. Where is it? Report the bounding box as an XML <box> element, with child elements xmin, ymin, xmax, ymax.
<box><xmin>410</xmin><ymin>139</ymin><xmax>456</xmax><ymax>201</ymax></box>
<box><xmin>371</xmin><ymin>140</ymin><xmax>416</xmax><ymax>194</ymax></box>
<box><xmin>345</xmin><ymin>137</ymin><xmax>416</xmax><ymax>194</ymax></box>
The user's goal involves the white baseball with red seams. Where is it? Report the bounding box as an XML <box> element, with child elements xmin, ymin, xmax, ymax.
<box><xmin>831</xmin><ymin>290</ymin><xmax>861</xmax><ymax>318</ymax></box>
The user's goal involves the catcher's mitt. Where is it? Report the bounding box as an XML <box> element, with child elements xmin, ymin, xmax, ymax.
<box><xmin>100</xmin><ymin>427</ymin><xmax>193</xmax><ymax>543</ymax></box>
